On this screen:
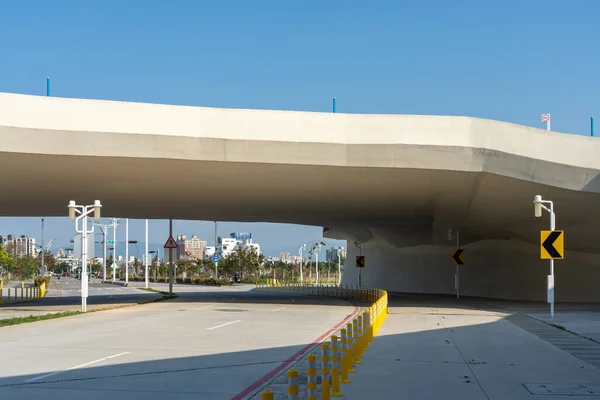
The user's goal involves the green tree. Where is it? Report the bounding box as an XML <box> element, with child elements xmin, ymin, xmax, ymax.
<box><xmin>35</xmin><ymin>251</ymin><xmax>57</xmax><ymax>273</ymax></box>
<box><xmin>13</xmin><ymin>256</ymin><xmax>38</xmax><ymax>279</ymax></box>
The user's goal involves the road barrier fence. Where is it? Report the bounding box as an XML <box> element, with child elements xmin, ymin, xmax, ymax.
<box><xmin>256</xmin><ymin>282</ymin><xmax>388</xmax><ymax>399</ymax></box>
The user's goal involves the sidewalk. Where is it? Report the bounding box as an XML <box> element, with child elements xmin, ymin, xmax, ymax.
<box><xmin>337</xmin><ymin>301</ymin><xmax>600</xmax><ymax>399</ymax></box>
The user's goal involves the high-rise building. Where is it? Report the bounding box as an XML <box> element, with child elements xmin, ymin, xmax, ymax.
<box><xmin>0</xmin><ymin>234</ymin><xmax>36</xmax><ymax>257</ymax></box>
<box><xmin>326</xmin><ymin>246</ymin><xmax>346</xmax><ymax>262</ymax></box>
<box><xmin>176</xmin><ymin>235</ymin><xmax>207</xmax><ymax>260</ymax></box>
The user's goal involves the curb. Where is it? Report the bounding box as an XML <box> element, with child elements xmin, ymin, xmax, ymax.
<box><xmin>232</xmin><ymin>304</ymin><xmax>361</xmax><ymax>400</ymax></box>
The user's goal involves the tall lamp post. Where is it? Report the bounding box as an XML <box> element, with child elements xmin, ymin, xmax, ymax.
<box><xmin>68</xmin><ymin>200</ymin><xmax>102</xmax><ymax>313</ymax></box>
<box><xmin>299</xmin><ymin>244</ymin><xmax>306</xmax><ymax>284</ymax></box>
<box><xmin>337</xmin><ymin>247</ymin><xmax>344</xmax><ymax>286</ymax></box>
<box><xmin>315</xmin><ymin>243</ymin><xmax>322</xmax><ymax>284</ymax></box>
<box><xmin>533</xmin><ymin>194</ymin><xmax>557</xmax><ymax>319</ymax></box>
<box><xmin>94</xmin><ymin>222</ymin><xmax>111</xmax><ymax>282</ymax></box>
<box><xmin>110</xmin><ymin>218</ymin><xmax>119</xmax><ymax>282</ymax></box>
<box><xmin>448</xmin><ymin>229</ymin><xmax>460</xmax><ymax>299</ymax></box>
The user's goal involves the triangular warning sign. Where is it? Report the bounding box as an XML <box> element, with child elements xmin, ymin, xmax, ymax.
<box><xmin>164</xmin><ymin>235</ymin><xmax>178</xmax><ymax>249</ymax></box>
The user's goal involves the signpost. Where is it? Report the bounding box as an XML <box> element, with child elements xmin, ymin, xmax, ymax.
<box><xmin>164</xmin><ymin>230</ymin><xmax>177</xmax><ymax>296</ymax></box>
<box><xmin>534</xmin><ymin>195</ymin><xmax>563</xmax><ymax>319</ymax></box>
<box><xmin>213</xmin><ymin>255</ymin><xmax>220</xmax><ymax>278</ymax></box>
<box><xmin>541</xmin><ymin>113</ymin><xmax>551</xmax><ymax>131</ymax></box>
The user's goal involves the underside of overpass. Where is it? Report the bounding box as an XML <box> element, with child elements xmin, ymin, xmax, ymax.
<box><xmin>2</xmin><ymin>92</ymin><xmax>600</xmax><ymax>301</ymax></box>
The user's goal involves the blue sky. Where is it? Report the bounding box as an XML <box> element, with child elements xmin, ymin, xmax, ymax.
<box><xmin>0</xmin><ymin>1</ymin><xmax>598</xmax><ymax>255</ymax></box>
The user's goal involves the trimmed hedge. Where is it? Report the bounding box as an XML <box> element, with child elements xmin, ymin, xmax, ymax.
<box><xmin>34</xmin><ymin>276</ymin><xmax>51</xmax><ymax>287</ymax></box>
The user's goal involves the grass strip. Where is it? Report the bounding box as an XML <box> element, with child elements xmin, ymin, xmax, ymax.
<box><xmin>138</xmin><ymin>287</ymin><xmax>178</xmax><ymax>301</ymax></box>
<box><xmin>0</xmin><ymin>311</ymin><xmax>80</xmax><ymax>327</ymax></box>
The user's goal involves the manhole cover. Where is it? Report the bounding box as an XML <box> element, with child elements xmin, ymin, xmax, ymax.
<box><xmin>524</xmin><ymin>383</ymin><xmax>600</xmax><ymax>395</ymax></box>
<box><xmin>213</xmin><ymin>309</ymin><xmax>248</xmax><ymax>312</ymax></box>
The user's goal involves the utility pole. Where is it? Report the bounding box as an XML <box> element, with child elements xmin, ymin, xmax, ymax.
<box><xmin>125</xmin><ymin>218</ymin><xmax>129</xmax><ymax>284</ymax></box>
<box><xmin>145</xmin><ymin>219</ymin><xmax>149</xmax><ymax>289</ymax></box>
<box><xmin>41</xmin><ymin>218</ymin><xmax>45</xmax><ymax>276</ymax></box>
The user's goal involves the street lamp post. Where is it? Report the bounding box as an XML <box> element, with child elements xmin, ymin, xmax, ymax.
<box><xmin>299</xmin><ymin>244</ymin><xmax>306</xmax><ymax>284</ymax></box>
<box><xmin>125</xmin><ymin>218</ymin><xmax>129</xmax><ymax>285</ymax></box>
<box><xmin>94</xmin><ymin>222</ymin><xmax>111</xmax><ymax>282</ymax></box>
<box><xmin>534</xmin><ymin>194</ymin><xmax>557</xmax><ymax>319</ymax></box>
<box><xmin>315</xmin><ymin>244</ymin><xmax>322</xmax><ymax>284</ymax></box>
<box><xmin>41</xmin><ymin>218</ymin><xmax>45</xmax><ymax>276</ymax></box>
<box><xmin>110</xmin><ymin>218</ymin><xmax>119</xmax><ymax>282</ymax></box>
<box><xmin>337</xmin><ymin>247</ymin><xmax>344</xmax><ymax>285</ymax></box>
<box><xmin>448</xmin><ymin>229</ymin><xmax>460</xmax><ymax>299</ymax></box>
<box><xmin>68</xmin><ymin>200</ymin><xmax>102</xmax><ymax>313</ymax></box>
<box><xmin>145</xmin><ymin>219</ymin><xmax>149</xmax><ymax>289</ymax></box>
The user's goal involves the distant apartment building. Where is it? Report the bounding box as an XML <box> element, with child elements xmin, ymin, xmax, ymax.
<box><xmin>0</xmin><ymin>234</ymin><xmax>36</xmax><ymax>257</ymax></box>
<box><xmin>326</xmin><ymin>246</ymin><xmax>346</xmax><ymax>262</ymax></box>
<box><xmin>176</xmin><ymin>235</ymin><xmax>207</xmax><ymax>260</ymax></box>
<box><xmin>203</xmin><ymin>246</ymin><xmax>216</xmax><ymax>260</ymax></box>
<box><xmin>217</xmin><ymin>232</ymin><xmax>261</xmax><ymax>258</ymax></box>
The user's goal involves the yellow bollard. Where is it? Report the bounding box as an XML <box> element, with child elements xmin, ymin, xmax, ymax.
<box><xmin>321</xmin><ymin>343</ymin><xmax>331</xmax><ymax>400</ymax></box>
<box><xmin>331</xmin><ymin>335</ymin><xmax>343</xmax><ymax>396</ymax></box>
<box><xmin>14</xmin><ymin>288</ymin><xmax>17</xmax><ymax>302</ymax></box>
<box><xmin>288</xmin><ymin>369</ymin><xmax>299</xmax><ymax>400</ymax></box>
<box><xmin>340</xmin><ymin>328</ymin><xmax>351</xmax><ymax>383</ymax></box>
<box><xmin>352</xmin><ymin>318</ymin><xmax>362</xmax><ymax>364</ymax></box>
<box><xmin>20</xmin><ymin>287</ymin><xmax>23</xmax><ymax>302</ymax></box>
<box><xmin>261</xmin><ymin>390</ymin><xmax>274</xmax><ymax>400</ymax></box>
<box><xmin>0</xmin><ymin>287</ymin><xmax>2</xmax><ymax>305</ymax></box>
<box><xmin>307</xmin><ymin>354</ymin><xmax>317</xmax><ymax>400</ymax></box>
<box><xmin>7</xmin><ymin>288</ymin><xmax>10</xmax><ymax>304</ymax></box>
<box><xmin>346</xmin><ymin>323</ymin><xmax>356</xmax><ymax>373</ymax></box>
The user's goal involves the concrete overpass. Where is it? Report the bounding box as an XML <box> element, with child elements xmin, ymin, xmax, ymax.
<box><xmin>2</xmin><ymin>92</ymin><xmax>600</xmax><ymax>302</ymax></box>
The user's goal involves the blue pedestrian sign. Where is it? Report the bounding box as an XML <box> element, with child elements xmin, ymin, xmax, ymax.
<box><xmin>213</xmin><ymin>255</ymin><xmax>220</xmax><ymax>263</ymax></box>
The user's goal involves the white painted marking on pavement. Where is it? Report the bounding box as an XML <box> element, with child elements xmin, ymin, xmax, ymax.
<box><xmin>291</xmin><ymin>298</ymin><xmax>295</xmax><ymax>303</ymax></box>
<box><xmin>231</xmin><ymin>298</ymin><xmax>236</xmax><ymax>301</ymax></box>
<box><xmin>193</xmin><ymin>305</ymin><xmax>213</xmax><ymax>311</ymax></box>
<box><xmin>206</xmin><ymin>320</ymin><xmax>242</xmax><ymax>331</ymax></box>
<box><xmin>271</xmin><ymin>306</ymin><xmax>287</xmax><ymax>312</ymax></box>
<box><xmin>24</xmin><ymin>352</ymin><xmax>130</xmax><ymax>383</ymax></box>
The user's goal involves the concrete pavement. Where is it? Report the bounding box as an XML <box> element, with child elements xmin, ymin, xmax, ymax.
<box><xmin>0</xmin><ymin>285</ymin><xmax>357</xmax><ymax>399</ymax></box>
<box><xmin>334</xmin><ymin>294</ymin><xmax>600</xmax><ymax>400</ymax></box>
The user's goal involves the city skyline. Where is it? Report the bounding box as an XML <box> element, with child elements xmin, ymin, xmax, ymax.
<box><xmin>0</xmin><ymin>217</ymin><xmax>345</xmax><ymax>258</ymax></box>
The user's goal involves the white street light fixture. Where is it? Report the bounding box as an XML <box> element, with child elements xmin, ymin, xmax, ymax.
<box><xmin>533</xmin><ymin>194</ymin><xmax>557</xmax><ymax>319</ymax></box>
<box><xmin>299</xmin><ymin>244</ymin><xmax>306</xmax><ymax>284</ymax></box>
<box><xmin>68</xmin><ymin>199</ymin><xmax>102</xmax><ymax>313</ymax></box>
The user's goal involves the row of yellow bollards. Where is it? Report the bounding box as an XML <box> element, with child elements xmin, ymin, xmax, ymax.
<box><xmin>0</xmin><ymin>283</ymin><xmax>45</xmax><ymax>305</ymax></box>
<box><xmin>257</xmin><ymin>282</ymin><xmax>388</xmax><ymax>399</ymax></box>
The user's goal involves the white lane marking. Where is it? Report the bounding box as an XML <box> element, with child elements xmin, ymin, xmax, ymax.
<box><xmin>24</xmin><ymin>352</ymin><xmax>130</xmax><ymax>383</ymax></box>
<box><xmin>231</xmin><ymin>298</ymin><xmax>236</xmax><ymax>301</ymax></box>
<box><xmin>206</xmin><ymin>320</ymin><xmax>241</xmax><ymax>331</ymax></box>
<box><xmin>193</xmin><ymin>305</ymin><xmax>213</xmax><ymax>311</ymax></box>
<box><xmin>271</xmin><ymin>306</ymin><xmax>287</xmax><ymax>312</ymax></box>
<box><xmin>291</xmin><ymin>298</ymin><xmax>295</xmax><ymax>303</ymax></box>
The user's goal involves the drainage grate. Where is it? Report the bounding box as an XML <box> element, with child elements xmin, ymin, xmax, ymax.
<box><xmin>507</xmin><ymin>313</ymin><xmax>600</xmax><ymax>369</ymax></box>
<box><xmin>524</xmin><ymin>383</ymin><xmax>600</xmax><ymax>396</ymax></box>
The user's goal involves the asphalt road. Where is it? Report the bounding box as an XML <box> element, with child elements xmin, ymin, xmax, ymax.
<box><xmin>0</xmin><ymin>284</ymin><xmax>357</xmax><ymax>399</ymax></box>
<box><xmin>0</xmin><ymin>278</ymin><xmax>161</xmax><ymax>318</ymax></box>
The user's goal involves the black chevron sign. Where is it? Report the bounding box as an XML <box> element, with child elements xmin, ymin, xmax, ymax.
<box><xmin>540</xmin><ymin>230</ymin><xmax>564</xmax><ymax>259</ymax></box>
<box><xmin>452</xmin><ymin>249</ymin><xmax>464</xmax><ymax>265</ymax></box>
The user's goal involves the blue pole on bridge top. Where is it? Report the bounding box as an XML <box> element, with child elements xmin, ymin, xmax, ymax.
<box><xmin>46</xmin><ymin>77</ymin><xmax>50</xmax><ymax>96</ymax></box>
<box><xmin>332</xmin><ymin>97</ymin><xmax>336</xmax><ymax>113</ymax></box>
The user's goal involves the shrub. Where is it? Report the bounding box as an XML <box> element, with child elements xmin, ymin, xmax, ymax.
<box><xmin>34</xmin><ymin>276</ymin><xmax>51</xmax><ymax>287</ymax></box>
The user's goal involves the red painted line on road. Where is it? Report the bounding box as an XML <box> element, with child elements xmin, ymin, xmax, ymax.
<box><xmin>232</xmin><ymin>305</ymin><xmax>360</xmax><ymax>400</ymax></box>
<box><xmin>53</xmin><ymin>282</ymin><xmax>62</xmax><ymax>297</ymax></box>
